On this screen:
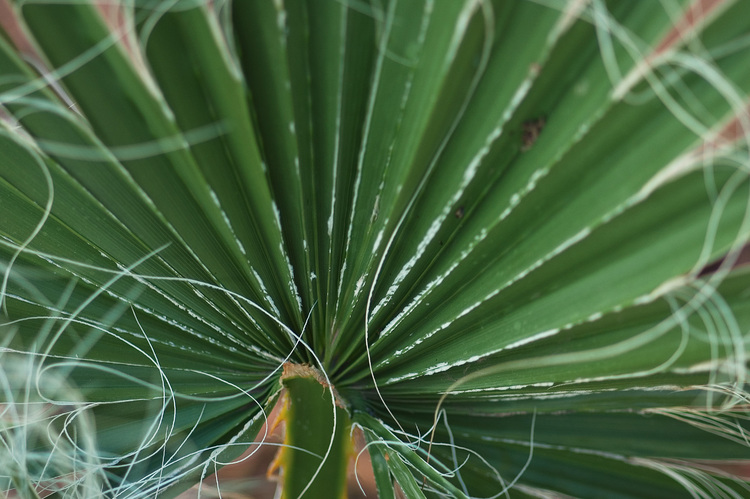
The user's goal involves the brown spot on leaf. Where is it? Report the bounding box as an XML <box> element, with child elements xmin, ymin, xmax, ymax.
<box><xmin>521</xmin><ymin>116</ymin><xmax>546</xmax><ymax>152</ymax></box>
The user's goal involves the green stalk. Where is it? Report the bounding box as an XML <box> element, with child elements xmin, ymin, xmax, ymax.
<box><xmin>276</xmin><ymin>365</ymin><xmax>351</xmax><ymax>499</ymax></box>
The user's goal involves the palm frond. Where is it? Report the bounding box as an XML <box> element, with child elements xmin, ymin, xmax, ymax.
<box><xmin>1</xmin><ymin>0</ymin><xmax>750</xmax><ymax>497</ymax></box>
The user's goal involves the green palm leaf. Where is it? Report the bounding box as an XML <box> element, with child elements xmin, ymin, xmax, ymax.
<box><xmin>1</xmin><ymin>0</ymin><xmax>749</xmax><ymax>497</ymax></box>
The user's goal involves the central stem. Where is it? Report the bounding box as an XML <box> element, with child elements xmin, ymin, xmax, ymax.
<box><xmin>275</xmin><ymin>363</ymin><xmax>351</xmax><ymax>498</ymax></box>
